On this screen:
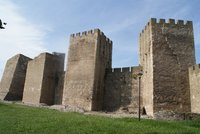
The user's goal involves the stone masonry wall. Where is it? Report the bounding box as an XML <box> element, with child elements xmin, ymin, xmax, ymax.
<box><xmin>54</xmin><ymin>71</ymin><xmax>65</xmax><ymax>105</ymax></box>
<box><xmin>62</xmin><ymin>29</ymin><xmax>112</xmax><ymax>111</ymax></box>
<box><xmin>139</xmin><ymin>19</ymin><xmax>154</xmax><ymax>116</ymax></box>
<box><xmin>154</xmin><ymin>111</ymin><xmax>200</xmax><ymax>121</ymax></box>
<box><xmin>23</xmin><ymin>52</ymin><xmax>65</xmax><ymax>105</ymax></box>
<box><xmin>92</xmin><ymin>30</ymin><xmax>112</xmax><ymax>110</ymax></box>
<box><xmin>189</xmin><ymin>64</ymin><xmax>200</xmax><ymax>113</ymax></box>
<box><xmin>140</xmin><ymin>18</ymin><xmax>196</xmax><ymax>116</ymax></box>
<box><xmin>0</xmin><ymin>54</ymin><xmax>31</xmax><ymax>101</ymax></box>
<box><xmin>22</xmin><ymin>53</ymin><xmax>46</xmax><ymax>104</ymax></box>
<box><xmin>40</xmin><ymin>53</ymin><xmax>65</xmax><ymax>105</ymax></box>
<box><xmin>103</xmin><ymin>66</ymin><xmax>142</xmax><ymax>114</ymax></box>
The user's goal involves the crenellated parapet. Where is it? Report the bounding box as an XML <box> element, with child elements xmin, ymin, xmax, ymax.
<box><xmin>149</xmin><ymin>18</ymin><xmax>192</xmax><ymax>26</ymax></box>
<box><xmin>70</xmin><ymin>28</ymin><xmax>113</xmax><ymax>45</ymax></box>
<box><xmin>70</xmin><ymin>29</ymin><xmax>99</xmax><ymax>38</ymax></box>
<box><xmin>140</xmin><ymin>18</ymin><xmax>193</xmax><ymax>36</ymax></box>
<box><xmin>106</xmin><ymin>66</ymin><xmax>142</xmax><ymax>73</ymax></box>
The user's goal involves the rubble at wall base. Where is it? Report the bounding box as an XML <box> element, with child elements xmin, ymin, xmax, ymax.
<box><xmin>154</xmin><ymin>111</ymin><xmax>200</xmax><ymax>121</ymax></box>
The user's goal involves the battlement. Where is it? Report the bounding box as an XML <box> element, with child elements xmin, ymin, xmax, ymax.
<box><xmin>70</xmin><ymin>28</ymin><xmax>113</xmax><ymax>44</ymax></box>
<box><xmin>140</xmin><ymin>18</ymin><xmax>193</xmax><ymax>36</ymax></box>
<box><xmin>150</xmin><ymin>18</ymin><xmax>192</xmax><ymax>25</ymax></box>
<box><xmin>189</xmin><ymin>64</ymin><xmax>200</xmax><ymax>72</ymax></box>
<box><xmin>70</xmin><ymin>29</ymin><xmax>99</xmax><ymax>38</ymax></box>
<box><xmin>106</xmin><ymin>66</ymin><xmax>142</xmax><ymax>73</ymax></box>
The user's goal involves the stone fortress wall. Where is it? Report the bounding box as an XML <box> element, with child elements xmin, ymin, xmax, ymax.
<box><xmin>103</xmin><ymin>66</ymin><xmax>142</xmax><ymax>114</ymax></box>
<box><xmin>0</xmin><ymin>18</ymin><xmax>199</xmax><ymax>119</ymax></box>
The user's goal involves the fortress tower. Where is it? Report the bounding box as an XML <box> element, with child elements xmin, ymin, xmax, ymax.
<box><xmin>0</xmin><ymin>54</ymin><xmax>31</xmax><ymax>101</ymax></box>
<box><xmin>139</xmin><ymin>18</ymin><xmax>196</xmax><ymax>116</ymax></box>
<box><xmin>23</xmin><ymin>52</ymin><xmax>65</xmax><ymax>105</ymax></box>
<box><xmin>62</xmin><ymin>29</ymin><xmax>112</xmax><ymax>111</ymax></box>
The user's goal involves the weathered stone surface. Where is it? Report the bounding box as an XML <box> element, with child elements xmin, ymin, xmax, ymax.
<box><xmin>0</xmin><ymin>54</ymin><xmax>31</xmax><ymax>101</ymax></box>
<box><xmin>49</xmin><ymin>105</ymin><xmax>66</xmax><ymax>111</ymax></box>
<box><xmin>189</xmin><ymin>64</ymin><xmax>200</xmax><ymax>113</ymax></box>
<box><xmin>62</xmin><ymin>29</ymin><xmax>112</xmax><ymax>111</ymax></box>
<box><xmin>154</xmin><ymin>111</ymin><xmax>200</xmax><ymax>121</ymax></box>
<box><xmin>139</xmin><ymin>18</ymin><xmax>196</xmax><ymax>116</ymax></box>
<box><xmin>54</xmin><ymin>71</ymin><xmax>65</xmax><ymax>105</ymax></box>
<box><xmin>103</xmin><ymin>67</ymin><xmax>142</xmax><ymax>114</ymax></box>
<box><xmin>22</xmin><ymin>52</ymin><xmax>65</xmax><ymax>105</ymax></box>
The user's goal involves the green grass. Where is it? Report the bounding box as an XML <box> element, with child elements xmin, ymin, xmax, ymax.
<box><xmin>0</xmin><ymin>102</ymin><xmax>200</xmax><ymax>134</ymax></box>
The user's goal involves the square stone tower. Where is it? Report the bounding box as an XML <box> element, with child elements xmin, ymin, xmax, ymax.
<box><xmin>0</xmin><ymin>54</ymin><xmax>31</xmax><ymax>101</ymax></box>
<box><xmin>22</xmin><ymin>52</ymin><xmax>65</xmax><ymax>105</ymax></box>
<box><xmin>62</xmin><ymin>29</ymin><xmax>112</xmax><ymax>111</ymax></box>
<box><xmin>139</xmin><ymin>18</ymin><xmax>196</xmax><ymax>116</ymax></box>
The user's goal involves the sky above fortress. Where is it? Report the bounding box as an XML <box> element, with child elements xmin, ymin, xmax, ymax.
<box><xmin>0</xmin><ymin>0</ymin><xmax>200</xmax><ymax>79</ymax></box>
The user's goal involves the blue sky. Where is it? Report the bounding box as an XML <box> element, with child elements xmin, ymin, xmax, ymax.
<box><xmin>0</xmin><ymin>0</ymin><xmax>200</xmax><ymax>79</ymax></box>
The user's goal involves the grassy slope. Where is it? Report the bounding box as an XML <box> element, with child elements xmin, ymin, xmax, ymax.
<box><xmin>0</xmin><ymin>102</ymin><xmax>200</xmax><ymax>134</ymax></box>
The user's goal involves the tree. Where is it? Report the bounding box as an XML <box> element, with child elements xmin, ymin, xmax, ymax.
<box><xmin>0</xmin><ymin>19</ymin><xmax>7</xmax><ymax>29</ymax></box>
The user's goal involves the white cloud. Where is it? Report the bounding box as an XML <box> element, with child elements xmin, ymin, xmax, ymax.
<box><xmin>0</xmin><ymin>1</ymin><xmax>49</xmax><ymax>79</ymax></box>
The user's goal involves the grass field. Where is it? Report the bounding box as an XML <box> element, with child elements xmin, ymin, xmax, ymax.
<box><xmin>0</xmin><ymin>102</ymin><xmax>200</xmax><ymax>134</ymax></box>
